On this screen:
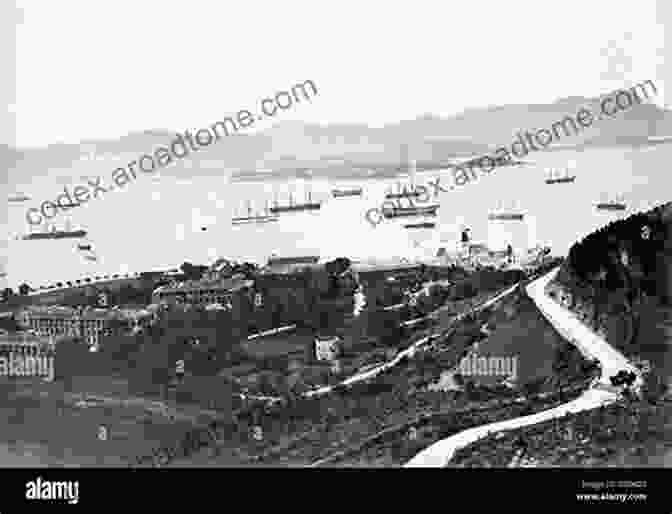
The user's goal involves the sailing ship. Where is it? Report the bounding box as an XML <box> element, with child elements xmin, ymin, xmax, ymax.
<box><xmin>231</xmin><ymin>200</ymin><xmax>279</xmax><ymax>225</ymax></box>
<box><xmin>381</xmin><ymin>146</ymin><xmax>441</xmax><ymax>219</ymax></box>
<box><xmin>488</xmin><ymin>200</ymin><xmax>524</xmax><ymax>221</ymax></box>
<box><xmin>596</xmin><ymin>194</ymin><xmax>626</xmax><ymax>211</ymax></box>
<box><xmin>269</xmin><ymin>190</ymin><xmax>321</xmax><ymax>213</ymax></box>
<box><xmin>7</xmin><ymin>192</ymin><xmax>30</xmax><ymax>203</ymax></box>
<box><xmin>22</xmin><ymin>219</ymin><xmax>87</xmax><ymax>240</ymax></box>
<box><xmin>545</xmin><ymin>167</ymin><xmax>576</xmax><ymax>184</ymax></box>
<box><xmin>331</xmin><ymin>187</ymin><xmax>363</xmax><ymax>198</ymax></box>
<box><xmin>385</xmin><ymin>181</ymin><xmax>423</xmax><ymax>200</ymax></box>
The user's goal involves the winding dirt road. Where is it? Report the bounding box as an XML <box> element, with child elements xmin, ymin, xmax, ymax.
<box><xmin>404</xmin><ymin>267</ymin><xmax>642</xmax><ymax>467</ymax></box>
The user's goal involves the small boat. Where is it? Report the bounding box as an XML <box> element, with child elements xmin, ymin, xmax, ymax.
<box><xmin>77</xmin><ymin>244</ymin><xmax>92</xmax><ymax>251</ymax></box>
<box><xmin>269</xmin><ymin>190</ymin><xmax>321</xmax><ymax>213</ymax></box>
<box><xmin>332</xmin><ymin>187</ymin><xmax>363</xmax><ymax>198</ymax></box>
<box><xmin>545</xmin><ymin>168</ymin><xmax>576</xmax><ymax>184</ymax></box>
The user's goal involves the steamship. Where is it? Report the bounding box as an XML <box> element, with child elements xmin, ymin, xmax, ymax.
<box><xmin>545</xmin><ymin>168</ymin><xmax>576</xmax><ymax>185</ymax></box>
<box><xmin>269</xmin><ymin>191</ymin><xmax>321</xmax><ymax>213</ymax></box>
<box><xmin>22</xmin><ymin>220</ymin><xmax>87</xmax><ymax>240</ymax></box>
<box><xmin>385</xmin><ymin>182</ymin><xmax>423</xmax><ymax>200</ymax></box>
<box><xmin>488</xmin><ymin>200</ymin><xmax>525</xmax><ymax>221</ymax></box>
<box><xmin>332</xmin><ymin>187</ymin><xmax>363</xmax><ymax>198</ymax></box>
<box><xmin>232</xmin><ymin>200</ymin><xmax>279</xmax><ymax>225</ymax></box>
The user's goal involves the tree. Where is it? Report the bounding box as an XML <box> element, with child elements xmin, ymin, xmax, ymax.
<box><xmin>1</xmin><ymin>287</ymin><xmax>14</xmax><ymax>302</ymax></box>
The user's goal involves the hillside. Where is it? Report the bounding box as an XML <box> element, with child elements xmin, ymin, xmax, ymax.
<box><xmin>5</xmin><ymin>89</ymin><xmax>672</xmax><ymax>187</ymax></box>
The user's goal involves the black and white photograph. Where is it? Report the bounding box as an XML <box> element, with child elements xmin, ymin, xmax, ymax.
<box><xmin>0</xmin><ymin>0</ymin><xmax>669</xmax><ymax>506</ymax></box>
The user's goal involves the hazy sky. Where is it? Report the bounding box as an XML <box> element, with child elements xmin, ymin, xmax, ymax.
<box><xmin>4</xmin><ymin>0</ymin><xmax>668</xmax><ymax>147</ymax></box>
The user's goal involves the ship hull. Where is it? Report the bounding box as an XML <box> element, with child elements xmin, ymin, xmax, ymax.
<box><xmin>596</xmin><ymin>204</ymin><xmax>626</xmax><ymax>211</ymax></box>
<box><xmin>545</xmin><ymin>177</ymin><xmax>576</xmax><ymax>184</ymax></box>
<box><xmin>385</xmin><ymin>192</ymin><xmax>422</xmax><ymax>200</ymax></box>
<box><xmin>332</xmin><ymin>190</ymin><xmax>362</xmax><ymax>198</ymax></box>
<box><xmin>22</xmin><ymin>231</ymin><xmax>87</xmax><ymax>240</ymax></box>
<box><xmin>270</xmin><ymin>203</ymin><xmax>321</xmax><ymax>213</ymax></box>
<box><xmin>404</xmin><ymin>223</ymin><xmax>436</xmax><ymax>229</ymax></box>
<box><xmin>488</xmin><ymin>214</ymin><xmax>524</xmax><ymax>221</ymax></box>
<box><xmin>232</xmin><ymin>217</ymin><xmax>279</xmax><ymax>225</ymax></box>
<box><xmin>383</xmin><ymin>205</ymin><xmax>439</xmax><ymax>219</ymax></box>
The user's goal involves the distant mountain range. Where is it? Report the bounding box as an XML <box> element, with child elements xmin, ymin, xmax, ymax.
<box><xmin>4</xmin><ymin>90</ymin><xmax>672</xmax><ymax>185</ymax></box>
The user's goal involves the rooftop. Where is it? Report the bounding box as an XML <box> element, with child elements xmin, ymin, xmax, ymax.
<box><xmin>266</xmin><ymin>256</ymin><xmax>320</xmax><ymax>266</ymax></box>
<box><xmin>153</xmin><ymin>274</ymin><xmax>253</xmax><ymax>295</ymax></box>
<box><xmin>21</xmin><ymin>305</ymin><xmax>151</xmax><ymax>321</ymax></box>
<box><xmin>0</xmin><ymin>332</ymin><xmax>50</xmax><ymax>345</ymax></box>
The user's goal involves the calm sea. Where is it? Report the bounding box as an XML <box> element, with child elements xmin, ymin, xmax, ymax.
<box><xmin>2</xmin><ymin>143</ymin><xmax>671</xmax><ymax>290</ymax></box>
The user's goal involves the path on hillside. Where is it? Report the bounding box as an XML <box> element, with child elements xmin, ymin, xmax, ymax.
<box><xmin>236</xmin><ymin>283</ymin><xmax>521</xmax><ymax>405</ymax></box>
<box><xmin>302</xmin><ymin>282</ymin><xmax>520</xmax><ymax>399</ymax></box>
<box><xmin>404</xmin><ymin>267</ymin><xmax>642</xmax><ymax>467</ymax></box>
